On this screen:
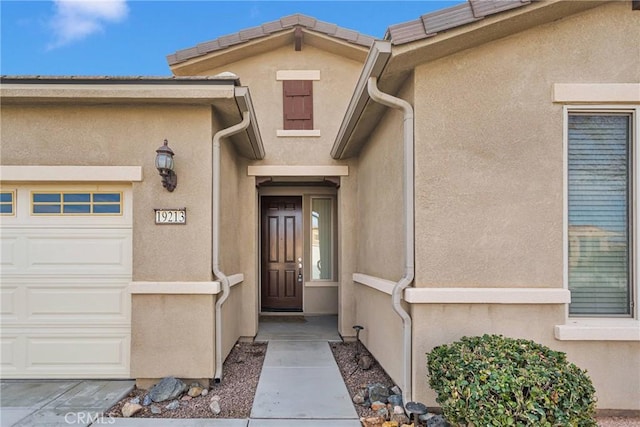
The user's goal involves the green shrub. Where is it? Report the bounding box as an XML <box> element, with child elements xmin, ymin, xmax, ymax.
<box><xmin>427</xmin><ymin>334</ymin><xmax>597</xmax><ymax>426</ymax></box>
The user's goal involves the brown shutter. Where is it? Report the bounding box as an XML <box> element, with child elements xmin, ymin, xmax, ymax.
<box><xmin>283</xmin><ymin>80</ymin><xmax>313</xmax><ymax>130</ymax></box>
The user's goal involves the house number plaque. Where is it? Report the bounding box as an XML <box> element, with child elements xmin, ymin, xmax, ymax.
<box><xmin>154</xmin><ymin>208</ymin><xmax>186</xmax><ymax>224</ymax></box>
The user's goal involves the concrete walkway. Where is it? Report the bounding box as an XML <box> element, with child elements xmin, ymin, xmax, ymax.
<box><xmin>1</xmin><ymin>316</ymin><xmax>360</xmax><ymax>426</ymax></box>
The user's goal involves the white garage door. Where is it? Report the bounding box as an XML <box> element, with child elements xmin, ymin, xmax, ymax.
<box><xmin>1</xmin><ymin>185</ymin><xmax>131</xmax><ymax>378</ymax></box>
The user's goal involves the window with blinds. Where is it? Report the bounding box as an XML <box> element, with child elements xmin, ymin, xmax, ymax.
<box><xmin>568</xmin><ymin>113</ymin><xmax>633</xmax><ymax>316</ymax></box>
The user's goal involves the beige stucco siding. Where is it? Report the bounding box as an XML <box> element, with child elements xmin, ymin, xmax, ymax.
<box><xmin>409</xmin><ymin>2</ymin><xmax>639</xmax><ymax>410</ymax></box>
<box><xmin>413</xmin><ymin>1</ymin><xmax>639</xmax><ymax>288</ymax></box>
<box><xmin>1</xmin><ymin>103</ymin><xmax>215</xmax><ymax>282</ymax></box>
<box><xmin>197</xmin><ymin>44</ymin><xmax>363</xmax><ymax>166</ymax></box>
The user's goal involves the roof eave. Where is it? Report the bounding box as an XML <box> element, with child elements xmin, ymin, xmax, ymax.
<box><xmin>234</xmin><ymin>86</ymin><xmax>265</xmax><ymax>160</ymax></box>
<box><xmin>330</xmin><ymin>40</ymin><xmax>392</xmax><ymax>160</ymax></box>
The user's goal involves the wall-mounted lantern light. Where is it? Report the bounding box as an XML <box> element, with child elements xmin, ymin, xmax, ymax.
<box><xmin>155</xmin><ymin>139</ymin><xmax>177</xmax><ymax>192</ymax></box>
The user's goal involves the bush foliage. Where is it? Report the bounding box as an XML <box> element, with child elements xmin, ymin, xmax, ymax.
<box><xmin>427</xmin><ymin>334</ymin><xmax>597</xmax><ymax>426</ymax></box>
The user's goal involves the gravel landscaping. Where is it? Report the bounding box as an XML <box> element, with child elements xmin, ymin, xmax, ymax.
<box><xmin>106</xmin><ymin>338</ymin><xmax>639</xmax><ymax>426</ymax></box>
<box><xmin>106</xmin><ymin>342</ymin><xmax>266</xmax><ymax>419</ymax></box>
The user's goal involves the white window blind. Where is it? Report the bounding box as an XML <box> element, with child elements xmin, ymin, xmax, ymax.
<box><xmin>568</xmin><ymin>113</ymin><xmax>632</xmax><ymax>316</ymax></box>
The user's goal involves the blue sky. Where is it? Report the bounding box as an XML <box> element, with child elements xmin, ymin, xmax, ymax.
<box><xmin>1</xmin><ymin>1</ymin><xmax>462</xmax><ymax>76</ymax></box>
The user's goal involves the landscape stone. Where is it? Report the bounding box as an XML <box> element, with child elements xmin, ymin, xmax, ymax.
<box><xmin>130</xmin><ymin>397</ymin><xmax>140</xmax><ymax>405</ymax></box>
<box><xmin>393</xmin><ymin>405</ymin><xmax>405</xmax><ymax>415</ymax></box>
<box><xmin>368</xmin><ymin>383</ymin><xmax>390</xmax><ymax>403</ymax></box>
<box><xmin>387</xmin><ymin>394</ymin><xmax>403</xmax><ymax>407</ymax></box>
<box><xmin>360</xmin><ymin>416</ymin><xmax>385</xmax><ymax>427</ymax></box>
<box><xmin>358</xmin><ymin>355</ymin><xmax>373</xmax><ymax>370</ymax></box>
<box><xmin>391</xmin><ymin>413</ymin><xmax>410</xmax><ymax>425</ymax></box>
<box><xmin>353</xmin><ymin>392</ymin><xmax>366</xmax><ymax>405</ymax></box>
<box><xmin>424</xmin><ymin>414</ymin><xmax>451</xmax><ymax>427</ymax></box>
<box><xmin>371</xmin><ymin>401</ymin><xmax>386</xmax><ymax>411</ymax></box>
<box><xmin>188</xmin><ymin>385</ymin><xmax>203</xmax><ymax>397</ymax></box>
<box><xmin>150</xmin><ymin>405</ymin><xmax>161</xmax><ymax>415</ymax></box>
<box><xmin>142</xmin><ymin>394</ymin><xmax>152</xmax><ymax>406</ymax></box>
<box><xmin>148</xmin><ymin>377</ymin><xmax>187</xmax><ymax>403</ymax></box>
<box><xmin>209</xmin><ymin>399</ymin><xmax>221</xmax><ymax>415</ymax></box>
<box><xmin>181</xmin><ymin>395</ymin><xmax>192</xmax><ymax>401</ymax></box>
<box><xmin>201</xmin><ymin>388</ymin><xmax>209</xmax><ymax>396</ymax></box>
<box><xmin>382</xmin><ymin>422</ymin><xmax>399</xmax><ymax>427</ymax></box>
<box><xmin>390</xmin><ymin>386</ymin><xmax>402</xmax><ymax>396</ymax></box>
<box><xmin>376</xmin><ymin>406</ymin><xmax>389</xmax><ymax>419</ymax></box>
<box><xmin>121</xmin><ymin>402</ymin><xmax>142</xmax><ymax>418</ymax></box>
<box><xmin>165</xmin><ymin>400</ymin><xmax>180</xmax><ymax>411</ymax></box>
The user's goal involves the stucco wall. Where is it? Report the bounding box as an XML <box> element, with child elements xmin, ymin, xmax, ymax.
<box><xmin>410</xmin><ymin>2</ymin><xmax>639</xmax><ymax>410</ymax></box>
<box><xmin>199</xmin><ymin>44</ymin><xmax>361</xmax><ymax>166</ymax></box>
<box><xmin>413</xmin><ymin>1</ymin><xmax>638</xmax><ymax>288</ymax></box>
<box><xmin>0</xmin><ymin>103</ymin><xmax>214</xmax><ymax>282</ymax></box>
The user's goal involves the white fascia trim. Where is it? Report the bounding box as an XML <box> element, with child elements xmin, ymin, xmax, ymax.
<box><xmin>276</xmin><ymin>70</ymin><xmax>320</xmax><ymax>81</ymax></box>
<box><xmin>553</xmin><ymin>83</ymin><xmax>640</xmax><ymax>103</ymax></box>
<box><xmin>129</xmin><ymin>281</ymin><xmax>221</xmax><ymax>294</ymax></box>
<box><xmin>404</xmin><ymin>287</ymin><xmax>571</xmax><ymax>304</ymax></box>
<box><xmin>0</xmin><ymin>166</ymin><xmax>143</xmax><ymax>182</ymax></box>
<box><xmin>247</xmin><ymin>165</ymin><xmax>348</xmax><ymax>176</ymax></box>
<box><xmin>276</xmin><ymin>129</ymin><xmax>321</xmax><ymax>137</ymax></box>
<box><xmin>555</xmin><ymin>319</ymin><xmax>640</xmax><ymax>341</ymax></box>
<box><xmin>353</xmin><ymin>273</ymin><xmax>395</xmax><ymax>295</ymax></box>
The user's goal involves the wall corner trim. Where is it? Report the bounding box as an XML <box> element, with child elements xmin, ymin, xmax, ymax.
<box><xmin>276</xmin><ymin>70</ymin><xmax>321</xmax><ymax>81</ymax></box>
<box><xmin>553</xmin><ymin>83</ymin><xmax>640</xmax><ymax>103</ymax></box>
<box><xmin>0</xmin><ymin>165</ymin><xmax>143</xmax><ymax>182</ymax></box>
<box><xmin>404</xmin><ymin>287</ymin><xmax>571</xmax><ymax>304</ymax></box>
<box><xmin>247</xmin><ymin>165</ymin><xmax>348</xmax><ymax>176</ymax></box>
<box><xmin>129</xmin><ymin>281</ymin><xmax>222</xmax><ymax>294</ymax></box>
<box><xmin>555</xmin><ymin>319</ymin><xmax>640</xmax><ymax>341</ymax></box>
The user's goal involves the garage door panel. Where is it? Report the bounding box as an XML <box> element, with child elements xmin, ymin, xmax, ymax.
<box><xmin>1</xmin><ymin>236</ymin><xmax>23</xmax><ymax>273</ymax></box>
<box><xmin>27</xmin><ymin>287</ymin><xmax>128</xmax><ymax>321</ymax></box>
<box><xmin>1</xmin><ymin>287</ymin><xmax>19</xmax><ymax>321</ymax></box>
<box><xmin>27</xmin><ymin>234</ymin><xmax>131</xmax><ymax>275</ymax></box>
<box><xmin>1</xmin><ymin>329</ymin><xmax>130</xmax><ymax>377</ymax></box>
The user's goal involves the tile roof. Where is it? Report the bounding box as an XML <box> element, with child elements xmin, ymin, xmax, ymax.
<box><xmin>167</xmin><ymin>14</ymin><xmax>375</xmax><ymax>66</ymax></box>
<box><xmin>386</xmin><ymin>0</ymin><xmax>532</xmax><ymax>45</ymax></box>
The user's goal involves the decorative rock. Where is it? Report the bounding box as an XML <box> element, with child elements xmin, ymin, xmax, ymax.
<box><xmin>360</xmin><ymin>416</ymin><xmax>385</xmax><ymax>427</ymax></box>
<box><xmin>387</xmin><ymin>394</ymin><xmax>403</xmax><ymax>407</ymax></box>
<box><xmin>129</xmin><ymin>397</ymin><xmax>141</xmax><ymax>405</ymax></box>
<box><xmin>391</xmin><ymin>413</ymin><xmax>410</xmax><ymax>425</ymax></box>
<box><xmin>142</xmin><ymin>394</ymin><xmax>152</xmax><ymax>406</ymax></box>
<box><xmin>188</xmin><ymin>385</ymin><xmax>203</xmax><ymax>397</ymax></box>
<box><xmin>371</xmin><ymin>401</ymin><xmax>386</xmax><ymax>411</ymax></box>
<box><xmin>201</xmin><ymin>388</ymin><xmax>209</xmax><ymax>397</ymax></box>
<box><xmin>165</xmin><ymin>400</ymin><xmax>180</xmax><ymax>411</ymax></box>
<box><xmin>390</xmin><ymin>386</ymin><xmax>402</xmax><ymax>396</ymax></box>
<box><xmin>424</xmin><ymin>414</ymin><xmax>451</xmax><ymax>427</ymax></box>
<box><xmin>393</xmin><ymin>405</ymin><xmax>405</xmax><ymax>415</ymax></box>
<box><xmin>376</xmin><ymin>406</ymin><xmax>389</xmax><ymax>419</ymax></box>
<box><xmin>382</xmin><ymin>422</ymin><xmax>399</xmax><ymax>427</ymax></box>
<box><xmin>148</xmin><ymin>377</ymin><xmax>187</xmax><ymax>403</ymax></box>
<box><xmin>209</xmin><ymin>399</ymin><xmax>221</xmax><ymax>415</ymax></box>
<box><xmin>181</xmin><ymin>395</ymin><xmax>192</xmax><ymax>401</ymax></box>
<box><xmin>121</xmin><ymin>402</ymin><xmax>142</xmax><ymax>418</ymax></box>
<box><xmin>353</xmin><ymin>392</ymin><xmax>365</xmax><ymax>405</ymax></box>
<box><xmin>368</xmin><ymin>383</ymin><xmax>390</xmax><ymax>404</ymax></box>
<box><xmin>358</xmin><ymin>355</ymin><xmax>373</xmax><ymax>370</ymax></box>
<box><xmin>210</xmin><ymin>394</ymin><xmax>221</xmax><ymax>402</ymax></box>
<box><xmin>150</xmin><ymin>405</ymin><xmax>161</xmax><ymax>415</ymax></box>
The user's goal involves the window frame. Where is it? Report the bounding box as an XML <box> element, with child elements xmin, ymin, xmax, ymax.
<box><xmin>563</xmin><ymin>105</ymin><xmax>638</xmax><ymax>320</ymax></box>
<box><xmin>309</xmin><ymin>196</ymin><xmax>336</xmax><ymax>283</ymax></box>
<box><xmin>30</xmin><ymin>191</ymin><xmax>123</xmax><ymax>216</ymax></box>
<box><xmin>0</xmin><ymin>190</ymin><xmax>16</xmax><ymax>216</ymax></box>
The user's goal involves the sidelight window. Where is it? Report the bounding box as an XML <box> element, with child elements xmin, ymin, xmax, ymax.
<box><xmin>311</xmin><ymin>198</ymin><xmax>333</xmax><ymax>280</ymax></box>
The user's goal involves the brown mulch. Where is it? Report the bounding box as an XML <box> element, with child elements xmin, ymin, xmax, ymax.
<box><xmin>106</xmin><ymin>342</ymin><xmax>266</xmax><ymax>419</ymax></box>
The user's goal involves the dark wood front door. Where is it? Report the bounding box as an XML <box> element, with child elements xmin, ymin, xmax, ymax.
<box><xmin>261</xmin><ymin>196</ymin><xmax>303</xmax><ymax>311</ymax></box>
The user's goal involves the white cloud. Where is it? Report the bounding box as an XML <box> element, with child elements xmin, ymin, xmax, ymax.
<box><xmin>48</xmin><ymin>0</ymin><xmax>128</xmax><ymax>49</ymax></box>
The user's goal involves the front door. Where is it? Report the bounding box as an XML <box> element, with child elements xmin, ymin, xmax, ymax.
<box><xmin>261</xmin><ymin>196</ymin><xmax>303</xmax><ymax>311</ymax></box>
